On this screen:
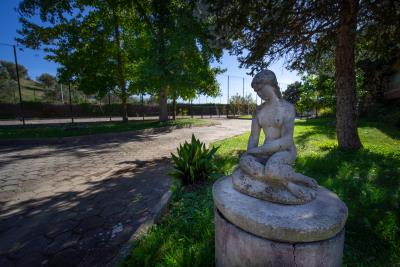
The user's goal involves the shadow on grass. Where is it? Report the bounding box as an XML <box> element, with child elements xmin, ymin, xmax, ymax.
<box><xmin>296</xmin><ymin>147</ymin><xmax>400</xmax><ymax>266</ymax></box>
<box><xmin>359</xmin><ymin>120</ymin><xmax>400</xmax><ymax>140</ymax></box>
<box><xmin>214</xmin><ymin>150</ymin><xmax>244</xmax><ymax>176</ymax></box>
<box><xmin>293</xmin><ymin>118</ymin><xmax>337</xmax><ymax>147</ymax></box>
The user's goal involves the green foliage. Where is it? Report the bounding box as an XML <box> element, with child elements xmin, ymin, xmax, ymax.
<box><xmin>170</xmin><ymin>135</ymin><xmax>219</xmax><ymax>185</ymax></box>
<box><xmin>361</xmin><ymin>103</ymin><xmax>400</xmax><ymax>128</ymax></box>
<box><xmin>121</xmin><ymin>184</ymin><xmax>215</xmax><ymax>267</ymax></box>
<box><xmin>283</xmin><ymin>81</ymin><xmax>301</xmax><ymax>105</ymax></box>
<box><xmin>0</xmin><ymin>78</ymin><xmax>17</xmax><ymax>103</ymax></box>
<box><xmin>286</xmin><ymin>73</ymin><xmax>336</xmax><ymax>116</ymax></box>
<box><xmin>124</xmin><ymin>0</ymin><xmax>224</xmax><ymax>101</ymax></box>
<box><xmin>17</xmin><ymin>0</ymin><xmax>223</xmax><ymax>121</ymax></box>
<box><xmin>36</xmin><ymin>73</ymin><xmax>56</xmax><ymax>88</ymax></box>
<box><xmin>229</xmin><ymin>94</ymin><xmax>256</xmax><ymax>116</ymax></box>
<box><xmin>122</xmin><ymin>118</ymin><xmax>400</xmax><ymax>267</ymax></box>
<box><xmin>0</xmin><ymin>60</ymin><xmax>29</xmax><ymax>80</ymax></box>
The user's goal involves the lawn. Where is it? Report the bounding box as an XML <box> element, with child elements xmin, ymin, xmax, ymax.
<box><xmin>121</xmin><ymin>118</ymin><xmax>400</xmax><ymax>267</ymax></box>
<box><xmin>237</xmin><ymin>114</ymin><xmax>253</xmax><ymax>119</ymax></box>
<box><xmin>0</xmin><ymin>118</ymin><xmax>211</xmax><ymax>139</ymax></box>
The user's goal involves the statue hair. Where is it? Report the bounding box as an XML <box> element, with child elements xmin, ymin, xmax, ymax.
<box><xmin>251</xmin><ymin>70</ymin><xmax>282</xmax><ymax>98</ymax></box>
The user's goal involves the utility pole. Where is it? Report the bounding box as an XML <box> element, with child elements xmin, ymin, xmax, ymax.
<box><xmin>60</xmin><ymin>84</ymin><xmax>64</xmax><ymax>104</ymax></box>
<box><xmin>243</xmin><ymin>77</ymin><xmax>245</xmax><ymax>115</ymax></box>
<box><xmin>242</xmin><ymin>77</ymin><xmax>244</xmax><ymax>98</ymax></box>
<box><xmin>227</xmin><ymin>75</ymin><xmax>230</xmax><ymax>118</ymax></box>
<box><xmin>13</xmin><ymin>45</ymin><xmax>25</xmax><ymax>125</ymax></box>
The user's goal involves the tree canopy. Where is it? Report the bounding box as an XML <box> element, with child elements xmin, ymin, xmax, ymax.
<box><xmin>0</xmin><ymin>60</ymin><xmax>29</xmax><ymax>81</ymax></box>
<box><xmin>17</xmin><ymin>0</ymin><xmax>223</xmax><ymax>121</ymax></box>
<box><xmin>37</xmin><ymin>73</ymin><xmax>56</xmax><ymax>88</ymax></box>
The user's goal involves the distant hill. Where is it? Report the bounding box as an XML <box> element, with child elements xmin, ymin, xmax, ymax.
<box><xmin>0</xmin><ymin>78</ymin><xmax>54</xmax><ymax>103</ymax></box>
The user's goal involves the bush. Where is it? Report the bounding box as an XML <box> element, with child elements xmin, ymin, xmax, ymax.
<box><xmin>170</xmin><ymin>134</ymin><xmax>219</xmax><ymax>185</ymax></box>
<box><xmin>360</xmin><ymin>102</ymin><xmax>400</xmax><ymax>127</ymax></box>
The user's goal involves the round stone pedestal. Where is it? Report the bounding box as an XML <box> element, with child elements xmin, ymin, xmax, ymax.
<box><xmin>213</xmin><ymin>176</ymin><xmax>348</xmax><ymax>267</ymax></box>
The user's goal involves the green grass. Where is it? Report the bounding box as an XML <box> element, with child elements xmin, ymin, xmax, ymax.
<box><xmin>0</xmin><ymin>118</ymin><xmax>211</xmax><ymax>139</ymax></box>
<box><xmin>237</xmin><ymin>115</ymin><xmax>253</xmax><ymax>119</ymax></box>
<box><xmin>121</xmin><ymin>118</ymin><xmax>400</xmax><ymax>267</ymax></box>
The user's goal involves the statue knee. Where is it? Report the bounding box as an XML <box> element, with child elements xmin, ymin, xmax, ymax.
<box><xmin>264</xmin><ymin>162</ymin><xmax>281</xmax><ymax>179</ymax></box>
<box><xmin>239</xmin><ymin>154</ymin><xmax>254</xmax><ymax>168</ymax></box>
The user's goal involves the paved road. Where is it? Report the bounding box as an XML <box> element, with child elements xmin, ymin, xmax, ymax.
<box><xmin>0</xmin><ymin>119</ymin><xmax>250</xmax><ymax>267</ymax></box>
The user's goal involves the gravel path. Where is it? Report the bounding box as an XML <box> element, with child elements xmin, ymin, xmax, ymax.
<box><xmin>0</xmin><ymin>119</ymin><xmax>250</xmax><ymax>267</ymax></box>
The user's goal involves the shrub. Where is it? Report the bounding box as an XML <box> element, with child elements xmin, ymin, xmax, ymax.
<box><xmin>170</xmin><ymin>134</ymin><xmax>219</xmax><ymax>185</ymax></box>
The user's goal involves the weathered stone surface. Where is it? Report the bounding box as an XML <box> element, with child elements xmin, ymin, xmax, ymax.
<box><xmin>237</xmin><ymin>69</ymin><xmax>318</xmax><ymax>204</ymax></box>
<box><xmin>215</xmin><ymin>208</ymin><xmax>345</xmax><ymax>267</ymax></box>
<box><xmin>232</xmin><ymin>167</ymin><xmax>316</xmax><ymax>204</ymax></box>
<box><xmin>213</xmin><ymin>176</ymin><xmax>348</xmax><ymax>243</ymax></box>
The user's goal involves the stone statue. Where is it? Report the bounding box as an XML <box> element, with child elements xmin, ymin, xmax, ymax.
<box><xmin>232</xmin><ymin>70</ymin><xmax>318</xmax><ymax>204</ymax></box>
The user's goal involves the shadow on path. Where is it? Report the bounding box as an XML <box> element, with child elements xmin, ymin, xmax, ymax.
<box><xmin>0</xmin><ymin>157</ymin><xmax>171</xmax><ymax>267</ymax></box>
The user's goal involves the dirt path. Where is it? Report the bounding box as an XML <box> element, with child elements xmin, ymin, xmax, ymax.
<box><xmin>0</xmin><ymin>119</ymin><xmax>250</xmax><ymax>267</ymax></box>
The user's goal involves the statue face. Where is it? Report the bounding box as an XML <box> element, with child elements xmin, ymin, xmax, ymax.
<box><xmin>254</xmin><ymin>84</ymin><xmax>277</xmax><ymax>102</ymax></box>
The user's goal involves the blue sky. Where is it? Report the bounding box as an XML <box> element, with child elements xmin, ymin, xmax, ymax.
<box><xmin>0</xmin><ymin>0</ymin><xmax>301</xmax><ymax>103</ymax></box>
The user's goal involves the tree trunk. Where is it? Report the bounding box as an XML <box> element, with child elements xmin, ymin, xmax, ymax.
<box><xmin>159</xmin><ymin>87</ymin><xmax>169</xmax><ymax>122</ymax></box>
<box><xmin>155</xmin><ymin>0</ymin><xmax>169</xmax><ymax>122</ymax></box>
<box><xmin>172</xmin><ymin>97</ymin><xmax>177</xmax><ymax>120</ymax></box>
<box><xmin>121</xmin><ymin>96</ymin><xmax>128</xmax><ymax>122</ymax></box>
<box><xmin>113</xmin><ymin>9</ymin><xmax>128</xmax><ymax>122</ymax></box>
<box><xmin>335</xmin><ymin>0</ymin><xmax>362</xmax><ymax>150</ymax></box>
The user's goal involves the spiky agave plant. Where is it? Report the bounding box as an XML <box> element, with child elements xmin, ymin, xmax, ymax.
<box><xmin>170</xmin><ymin>134</ymin><xmax>219</xmax><ymax>185</ymax></box>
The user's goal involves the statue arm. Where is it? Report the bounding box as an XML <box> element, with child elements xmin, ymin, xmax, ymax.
<box><xmin>247</xmin><ymin>118</ymin><xmax>261</xmax><ymax>150</ymax></box>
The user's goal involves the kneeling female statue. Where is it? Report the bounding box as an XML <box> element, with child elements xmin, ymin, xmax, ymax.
<box><xmin>233</xmin><ymin>70</ymin><xmax>318</xmax><ymax>204</ymax></box>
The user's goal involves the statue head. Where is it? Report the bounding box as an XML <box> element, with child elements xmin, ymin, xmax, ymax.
<box><xmin>251</xmin><ymin>70</ymin><xmax>282</xmax><ymax>101</ymax></box>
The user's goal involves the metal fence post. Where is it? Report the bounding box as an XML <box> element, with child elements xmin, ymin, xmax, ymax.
<box><xmin>13</xmin><ymin>45</ymin><xmax>25</xmax><ymax>125</ymax></box>
<box><xmin>227</xmin><ymin>75</ymin><xmax>230</xmax><ymax>118</ymax></box>
<box><xmin>141</xmin><ymin>93</ymin><xmax>144</xmax><ymax>120</ymax></box>
<box><xmin>68</xmin><ymin>83</ymin><xmax>74</xmax><ymax>123</ymax></box>
<box><xmin>108</xmin><ymin>91</ymin><xmax>112</xmax><ymax>121</ymax></box>
<box><xmin>190</xmin><ymin>100</ymin><xmax>193</xmax><ymax>118</ymax></box>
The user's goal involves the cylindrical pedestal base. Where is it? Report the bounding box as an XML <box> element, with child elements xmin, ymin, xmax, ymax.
<box><xmin>215</xmin><ymin>208</ymin><xmax>345</xmax><ymax>267</ymax></box>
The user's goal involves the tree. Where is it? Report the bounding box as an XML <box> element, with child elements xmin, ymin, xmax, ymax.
<box><xmin>129</xmin><ymin>0</ymin><xmax>223</xmax><ymax>121</ymax></box>
<box><xmin>283</xmin><ymin>81</ymin><xmax>302</xmax><ymax>105</ymax></box>
<box><xmin>206</xmin><ymin>1</ymin><xmax>399</xmax><ymax>150</ymax></box>
<box><xmin>37</xmin><ymin>73</ymin><xmax>55</xmax><ymax>88</ymax></box>
<box><xmin>229</xmin><ymin>93</ymin><xmax>256</xmax><ymax>116</ymax></box>
<box><xmin>356</xmin><ymin>4</ymin><xmax>400</xmax><ymax>112</ymax></box>
<box><xmin>301</xmin><ymin>74</ymin><xmax>336</xmax><ymax>116</ymax></box>
<box><xmin>0</xmin><ymin>60</ymin><xmax>28</xmax><ymax>81</ymax></box>
<box><xmin>17</xmin><ymin>0</ymin><xmax>131</xmax><ymax>122</ymax></box>
<box><xmin>0</xmin><ymin>66</ymin><xmax>17</xmax><ymax>103</ymax></box>
<box><xmin>18</xmin><ymin>0</ymin><xmax>222</xmax><ymax>122</ymax></box>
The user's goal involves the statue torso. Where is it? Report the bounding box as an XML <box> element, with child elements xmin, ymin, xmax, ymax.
<box><xmin>256</xmin><ymin>100</ymin><xmax>291</xmax><ymax>144</ymax></box>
